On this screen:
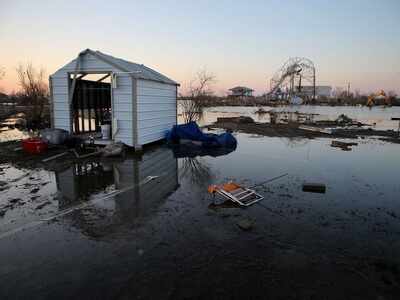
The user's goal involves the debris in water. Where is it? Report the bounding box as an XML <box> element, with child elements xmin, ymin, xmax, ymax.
<box><xmin>331</xmin><ymin>140</ymin><xmax>358</xmax><ymax>151</ymax></box>
<box><xmin>42</xmin><ymin>151</ymin><xmax>69</xmax><ymax>163</ymax></box>
<box><xmin>299</xmin><ymin>125</ymin><xmax>332</xmax><ymax>135</ymax></box>
<box><xmin>208</xmin><ymin>201</ymin><xmax>241</xmax><ymax>210</ymax></box>
<box><xmin>237</xmin><ymin>218</ymin><xmax>254</xmax><ymax>231</ymax></box>
<box><xmin>22</xmin><ymin>138</ymin><xmax>48</xmax><ymax>155</ymax></box>
<box><xmin>40</xmin><ymin>128</ymin><xmax>70</xmax><ymax>145</ymax></box>
<box><xmin>255</xmin><ymin>107</ymin><xmax>268</xmax><ymax>114</ymax></box>
<box><xmin>216</xmin><ymin>116</ymin><xmax>254</xmax><ymax>124</ymax></box>
<box><xmin>208</xmin><ymin>182</ymin><xmax>263</xmax><ymax>207</ymax></box>
<box><xmin>102</xmin><ymin>142</ymin><xmax>125</xmax><ymax>157</ymax></box>
<box><xmin>336</xmin><ymin>114</ymin><xmax>353</xmax><ymax>124</ymax></box>
<box><xmin>302</xmin><ymin>183</ymin><xmax>326</xmax><ymax>194</ymax></box>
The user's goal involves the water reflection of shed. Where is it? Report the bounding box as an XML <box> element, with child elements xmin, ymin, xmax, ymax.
<box><xmin>55</xmin><ymin>147</ymin><xmax>178</xmax><ymax>237</ymax></box>
<box><xmin>56</xmin><ymin>161</ymin><xmax>115</xmax><ymax>206</ymax></box>
<box><xmin>114</xmin><ymin>147</ymin><xmax>179</xmax><ymax>220</ymax></box>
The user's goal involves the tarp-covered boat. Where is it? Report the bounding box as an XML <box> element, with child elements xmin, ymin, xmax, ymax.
<box><xmin>166</xmin><ymin>122</ymin><xmax>237</xmax><ymax>148</ymax></box>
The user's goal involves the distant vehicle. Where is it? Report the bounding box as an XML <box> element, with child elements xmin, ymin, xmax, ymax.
<box><xmin>289</xmin><ymin>96</ymin><xmax>303</xmax><ymax>105</ymax></box>
<box><xmin>367</xmin><ymin>90</ymin><xmax>391</xmax><ymax>106</ymax></box>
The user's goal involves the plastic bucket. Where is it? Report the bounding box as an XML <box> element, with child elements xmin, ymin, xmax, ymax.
<box><xmin>40</xmin><ymin>128</ymin><xmax>69</xmax><ymax>145</ymax></box>
<box><xmin>101</xmin><ymin>124</ymin><xmax>111</xmax><ymax>140</ymax></box>
<box><xmin>22</xmin><ymin>138</ymin><xmax>48</xmax><ymax>154</ymax></box>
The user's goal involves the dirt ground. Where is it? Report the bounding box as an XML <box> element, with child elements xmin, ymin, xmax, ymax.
<box><xmin>0</xmin><ymin>140</ymin><xmax>142</xmax><ymax>171</ymax></box>
<box><xmin>0</xmin><ymin>140</ymin><xmax>71</xmax><ymax>169</ymax></box>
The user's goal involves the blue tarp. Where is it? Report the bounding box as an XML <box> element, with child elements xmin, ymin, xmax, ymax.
<box><xmin>166</xmin><ymin>122</ymin><xmax>237</xmax><ymax>148</ymax></box>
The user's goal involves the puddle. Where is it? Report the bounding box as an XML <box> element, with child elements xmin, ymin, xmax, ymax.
<box><xmin>0</xmin><ymin>146</ymin><xmax>179</xmax><ymax>238</ymax></box>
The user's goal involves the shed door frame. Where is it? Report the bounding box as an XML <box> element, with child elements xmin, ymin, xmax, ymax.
<box><xmin>67</xmin><ymin>71</ymin><xmax>114</xmax><ymax>136</ymax></box>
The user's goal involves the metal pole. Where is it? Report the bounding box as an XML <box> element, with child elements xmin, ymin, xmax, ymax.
<box><xmin>313</xmin><ymin>68</ymin><xmax>316</xmax><ymax>101</ymax></box>
<box><xmin>249</xmin><ymin>173</ymin><xmax>288</xmax><ymax>189</ymax></box>
<box><xmin>347</xmin><ymin>82</ymin><xmax>350</xmax><ymax>98</ymax></box>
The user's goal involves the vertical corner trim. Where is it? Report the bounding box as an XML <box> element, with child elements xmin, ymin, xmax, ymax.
<box><xmin>175</xmin><ymin>85</ymin><xmax>178</xmax><ymax>125</ymax></box>
<box><xmin>132</xmin><ymin>77</ymin><xmax>139</xmax><ymax>148</ymax></box>
<box><xmin>49</xmin><ymin>76</ymin><xmax>55</xmax><ymax>129</ymax></box>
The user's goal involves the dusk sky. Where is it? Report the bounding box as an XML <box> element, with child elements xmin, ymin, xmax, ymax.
<box><xmin>1</xmin><ymin>0</ymin><xmax>399</xmax><ymax>95</ymax></box>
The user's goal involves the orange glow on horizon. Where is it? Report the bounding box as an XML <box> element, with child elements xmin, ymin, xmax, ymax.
<box><xmin>1</xmin><ymin>52</ymin><xmax>398</xmax><ymax>96</ymax></box>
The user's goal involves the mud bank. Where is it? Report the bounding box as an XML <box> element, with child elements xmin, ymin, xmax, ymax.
<box><xmin>0</xmin><ymin>140</ymin><xmax>70</xmax><ymax>169</ymax></box>
<box><xmin>210</xmin><ymin>119</ymin><xmax>399</xmax><ymax>141</ymax></box>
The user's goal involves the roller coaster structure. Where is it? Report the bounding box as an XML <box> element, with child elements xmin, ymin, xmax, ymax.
<box><xmin>267</xmin><ymin>57</ymin><xmax>316</xmax><ymax>101</ymax></box>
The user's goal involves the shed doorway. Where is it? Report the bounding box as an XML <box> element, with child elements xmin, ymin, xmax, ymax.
<box><xmin>70</xmin><ymin>73</ymin><xmax>112</xmax><ymax>135</ymax></box>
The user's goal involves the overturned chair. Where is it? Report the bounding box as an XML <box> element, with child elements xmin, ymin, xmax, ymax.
<box><xmin>208</xmin><ymin>182</ymin><xmax>264</xmax><ymax>207</ymax></box>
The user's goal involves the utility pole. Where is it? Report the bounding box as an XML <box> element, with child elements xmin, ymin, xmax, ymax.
<box><xmin>312</xmin><ymin>68</ymin><xmax>316</xmax><ymax>101</ymax></box>
<box><xmin>347</xmin><ymin>82</ymin><xmax>351</xmax><ymax>98</ymax></box>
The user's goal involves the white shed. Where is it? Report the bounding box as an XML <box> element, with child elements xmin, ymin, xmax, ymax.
<box><xmin>49</xmin><ymin>49</ymin><xmax>179</xmax><ymax>149</ymax></box>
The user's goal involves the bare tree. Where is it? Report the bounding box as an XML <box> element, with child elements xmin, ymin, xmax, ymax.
<box><xmin>187</xmin><ymin>69</ymin><xmax>216</xmax><ymax>99</ymax></box>
<box><xmin>179</xmin><ymin>157</ymin><xmax>212</xmax><ymax>185</ymax></box>
<box><xmin>0</xmin><ymin>66</ymin><xmax>5</xmax><ymax>93</ymax></box>
<box><xmin>0</xmin><ymin>65</ymin><xmax>5</xmax><ymax>80</ymax></box>
<box><xmin>332</xmin><ymin>86</ymin><xmax>344</xmax><ymax>98</ymax></box>
<box><xmin>16</xmin><ymin>63</ymin><xmax>49</xmax><ymax>127</ymax></box>
<box><xmin>180</xmin><ymin>69</ymin><xmax>216</xmax><ymax>123</ymax></box>
<box><xmin>387</xmin><ymin>90</ymin><xmax>397</xmax><ymax>98</ymax></box>
<box><xmin>387</xmin><ymin>90</ymin><xmax>397</xmax><ymax>105</ymax></box>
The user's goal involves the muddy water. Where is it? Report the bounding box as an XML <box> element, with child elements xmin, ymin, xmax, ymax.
<box><xmin>0</xmin><ymin>131</ymin><xmax>400</xmax><ymax>299</ymax></box>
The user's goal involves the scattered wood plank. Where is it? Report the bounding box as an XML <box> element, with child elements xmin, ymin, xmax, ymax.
<box><xmin>302</xmin><ymin>183</ymin><xmax>326</xmax><ymax>194</ymax></box>
<box><xmin>71</xmin><ymin>149</ymin><xmax>80</xmax><ymax>158</ymax></box>
<box><xmin>331</xmin><ymin>140</ymin><xmax>358</xmax><ymax>148</ymax></box>
<box><xmin>42</xmin><ymin>151</ymin><xmax>69</xmax><ymax>163</ymax></box>
<box><xmin>76</xmin><ymin>150</ymin><xmax>102</xmax><ymax>159</ymax></box>
<box><xmin>298</xmin><ymin>125</ymin><xmax>332</xmax><ymax>134</ymax></box>
<box><xmin>216</xmin><ymin>116</ymin><xmax>254</xmax><ymax>124</ymax></box>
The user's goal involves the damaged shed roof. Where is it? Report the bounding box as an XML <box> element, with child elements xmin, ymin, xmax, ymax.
<box><xmin>54</xmin><ymin>49</ymin><xmax>179</xmax><ymax>86</ymax></box>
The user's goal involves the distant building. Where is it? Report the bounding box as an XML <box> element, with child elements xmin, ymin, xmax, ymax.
<box><xmin>229</xmin><ymin>86</ymin><xmax>254</xmax><ymax>97</ymax></box>
<box><xmin>300</xmin><ymin>86</ymin><xmax>332</xmax><ymax>98</ymax></box>
<box><xmin>0</xmin><ymin>92</ymin><xmax>9</xmax><ymax>103</ymax></box>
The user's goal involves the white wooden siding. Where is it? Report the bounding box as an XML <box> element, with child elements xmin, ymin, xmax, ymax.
<box><xmin>112</xmin><ymin>73</ymin><xmax>133</xmax><ymax>146</ymax></box>
<box><xmin>51</xmin><ymin>76</ymin><xmax>70</xmax><ymax>131</ymax></box>
<box><xmin>136</xmin><ymin>79</ymin><xmax>177</xmax><ymax>145</ymax></box>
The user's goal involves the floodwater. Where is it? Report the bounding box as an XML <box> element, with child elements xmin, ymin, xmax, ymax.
<box><xmin>2</xmin><ymin>105</ymin><xmax>399</xmax><ymax>142</ymax></box>
<box><xmin>1</xmin><ymin>106</ymin><xmax>400</xmax><ymax>298</ymax></box>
